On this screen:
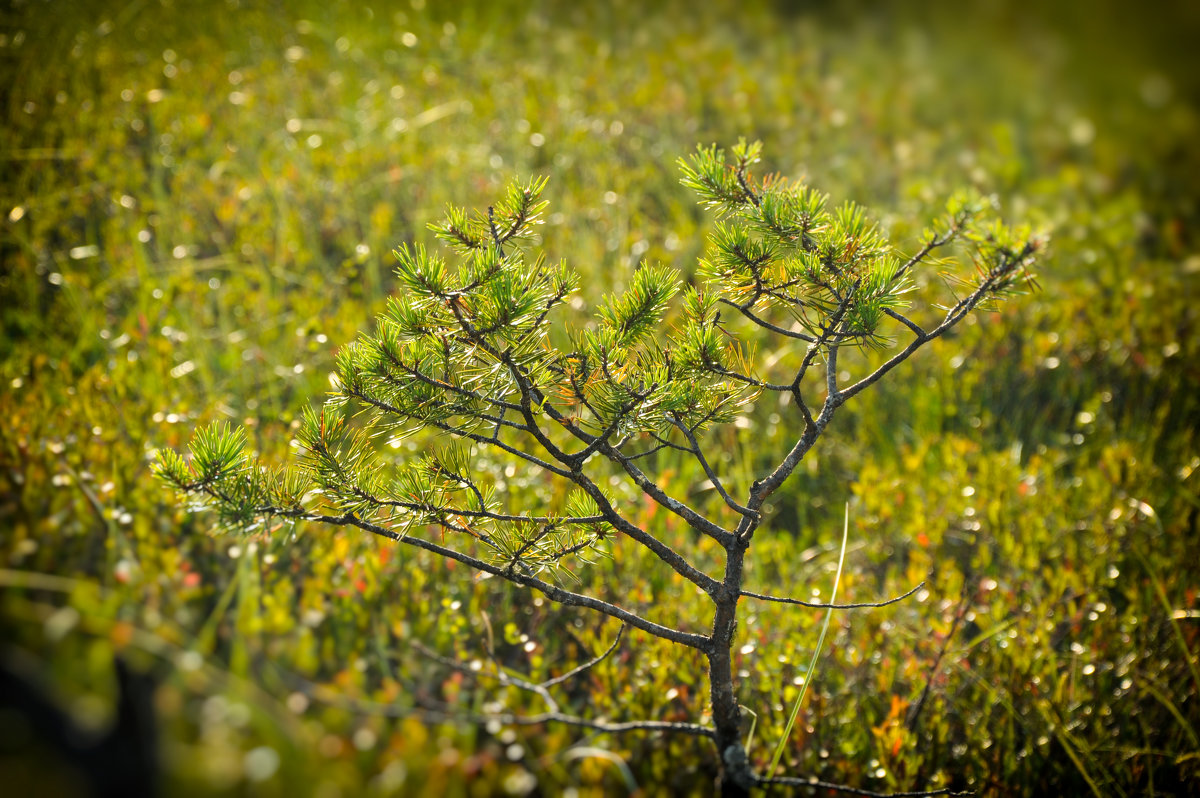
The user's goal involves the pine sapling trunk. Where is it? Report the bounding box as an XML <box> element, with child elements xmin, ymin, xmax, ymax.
<box><xmin>711</xmin><ymin>541</ymin><xmax>753</xmax><ymax>796</ymax></box>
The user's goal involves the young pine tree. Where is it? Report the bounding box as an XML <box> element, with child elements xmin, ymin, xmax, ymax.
<box><xmin>158</xmin><ymin>140</ymin><xmax>1043</xmax><ymax>795</ymax></box>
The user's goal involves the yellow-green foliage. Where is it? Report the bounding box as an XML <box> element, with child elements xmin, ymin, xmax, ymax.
<box><xmin>2</xmin><ymin>0</ymin><xmax>1197</xmax><ymax>795</ymax></box>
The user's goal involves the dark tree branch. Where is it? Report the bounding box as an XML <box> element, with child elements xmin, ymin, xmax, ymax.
<box><xmin>742</xmin><ymin>293</ymin><xmax>861</xmax><ymax>514</ymax></box>
<box><xmin>735</xmin><ymin>160</ymin><xmax>761</xmax><ymax>208</ymax></box>
<box><xmin>883</xmin><ymin>307</ymin><xmax>927</xmax><ymax>338</ymax></box>
<box><xmin>475</xmin><ymin>350</ymin><xmax>725</xmax><ymax>595</ymax></box>
<box><xmin>343</xmin><ymin>387</ymin><xmax>575</xmax><ymax>478</ymax></box>
<box><xmin>426</xmin><ymin>460</ymin><xmax>489</xmax><ymax>511</ymax></box>
<box><xmin>666</xmin><ymin>413</ymin><xmax>757</xmax><ymax>522</ymax></box>
<box><xmin>451</xmin><ymin>227</ymin><xmax>485</xmax><ymax>250</ymax></box>
<box><xmin>792</xmin><ymin>387</ymin><xmax>816</xmax><ymax>429</ymax></box>
<box><xmin>314</xmin><ymin>480</ymin><xmax>605</xmax><ymax>529</ymax></box>
<box><xmin>791</xmin><ymin>277</ymin><xmax>861</xmax><ymax>393</ymax></box>
<box><xmin>468</xmin><ymin>346</ymin><xmax>726</xmax><ymax>593</ymax></box>
<box><xmin>825</xmin><ymin>327</ymin><xmax>842</xmax><ymax>400</ymax></box>
<box><xmin>293</xmin><ymin>509</ymin><xmax>712</xmax><ymax>650</ymax></box>
<box><xmin>487</xmin><ymin>205</ymin><xmax>504</xmax><ymax>257</ymax></box>
<box><xmin>568</xmin><ymin>382</ymin><xmax>655</xmax><ymax>466</ymax></box>
<box><xmin>596</xmin><ymin>439</ymin><xmax>737</xmax><ymax>551</ymax></box>
<box><xmin>567</xmin><ymin>470</ymin><xmax>725</xmax><ymax>594</ymax></box>
<box><xmin>718</xmin><ymin>297</ymin><xmax>818</xmax><ymax>343</ymax></box>
<box><xmin>755</xmin><ymin>776</ymin><xmax>970</xmax><ymax>797</ymax></box>
<box><xmin>634</xmin><ymin>431</ymin><xmax>692</xmax><ymax>458</ymax></box>
<box><xmin>543</xmin><ymin>623</ymin><xmax>626</xmax><ymax>688</ymax></box>
<box><xmin>742</xmin><ymin>581</ymin><xmax>924</xmax><ymax>609</ymax></box>
<box><xmin>266</xmin><ymin>656</ymin><xmax>715</xmax><ymax>739</ymax></box>
<box><xmin>704</xmin><ymin>362</ymin><xmax>793</xmax><ymax>394</ymax></box>
<box><xmin>412</xmin><ymin>623</ymin><xmax>628</xmax><ymax>716</ymax></box>
<box><xmin>889</xmin><ymin>222</ymin><xmax>965</xmax><ymax>288</ymax></box>
<box><xmin>514</xmin><ymin>286</ymin><xmax>571</xmax><ymax>347</ymax></box>
<box><xmin>748</xmin><ymin>398</ymin><xmax>837</xmax><ymax>510</ymax></box>
<box><xmin>838</xmin><ymin>270</ymin><xmax>1015</xmax><ymax>406</ymax></box>
<box><xmin>499</xmin><ymin>195</ymin><xmax>535</xmax><ymax>245</ymax></box>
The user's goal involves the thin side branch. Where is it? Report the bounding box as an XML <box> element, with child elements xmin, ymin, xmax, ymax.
<box><xmin>666</xmin><ymin>413</ymin><xmax>757</xmax><ymax>522</ymax></box>
<box><xmin>791</xmin><ymin>277</ymin><xmax>861</xmax><ymax>393</ymax></box>
<box><xmin>569</xmin><ymin>471</ymin><xmax>727</xmax><ymax>593</ymax></box>
<box><xmin>717</xmin><ymin>297</ymin><xmax>818</xmax><ymax>342</ymax></box>
<box><xmin>411</xmin><ymin>638</ymin><xmax>561</xmax><ymax>713</ymax></box>
<box><xmin>375</xmin><ymin>344</ymin><xmax>526</xmax><ymax>415</ymax></box>
<box><xmin>597</xmin><ymin>440</ymin><xmax>738</xmax><ymax>552</ymax></box>
<box><xmin>748</xmin><ymin>398</ymin><xmax>836</xmax><ymax>508</ymax></box>
<box><xmin>345</xmin><ymin>387</ymin><xmax>575</xmax><ymax>478</ymax></box>
<box><xmin>755</xmin><ymin>776</ymin><xmax>970</xmax><ymax>797</ymax></box>
<box><xmin>735</xmin><ymin>161</ymin><xmax>761</xmax><ymax>208</ymax></box>
<box><xmin>889</xmin><ymin>223</ymin><xmax>964</xmax><ymax>287</ymax></box>
<box><xmin>412</xmin><ymin>622</ymin><xmax>627</xmax><ymax>717</ymax></box>
<box><xmin>265</xmin><ymin>656</ymin><xmax>715</xmax><ymax>739</ymax></box>
<box><xmin>246</xmin><ymin>508</ymin><xmax>712</xmax><ymax>651</ymax></box>
<box><xmin>883</xmin><ymin>307</ymin><xmax>927</xmax><ymax>338</ymax></box>
<box><xmin>543</xmin><ymin>623</ymin><xmax>627</xmax><ymax>688</ymax></box>
<box><xmin>906</xmin><ymin>585</ymin><xmax>971</xmax><ymax>732</ymax></box>
<box><xmin>742</xmin><ymin>581</ymin><xmax>924</xmax><ymax>609</ymax></box>
<box><xmin>838</xmin><ymin>268</ymin><xmax>1018</xmax><ymax>406</ymax></box>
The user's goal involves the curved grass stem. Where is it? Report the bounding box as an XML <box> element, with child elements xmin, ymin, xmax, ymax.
<box><xmin>766</xmin><ymin>502</ymin><xmax>850</xmax><ymax>780</ymax></box>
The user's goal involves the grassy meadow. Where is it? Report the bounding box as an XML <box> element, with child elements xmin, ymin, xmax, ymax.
<box><xmin>2</xmin><ymin>0</ymin><xmax>1198</xmax><ymax>795</ymax></box>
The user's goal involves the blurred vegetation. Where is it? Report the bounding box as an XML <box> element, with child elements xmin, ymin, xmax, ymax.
<box><xmin>1</xmin><ymin>0</ymin><xmax>1197</xmax><ymax>795</ymax></box>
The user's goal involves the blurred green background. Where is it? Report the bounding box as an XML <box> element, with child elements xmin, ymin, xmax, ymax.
<box><xmin>2</xmin><ymin>0</ymin><xmax>1197</xmax><ymax>795</ymax></box>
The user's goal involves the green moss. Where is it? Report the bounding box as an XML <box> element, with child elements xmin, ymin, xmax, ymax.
<box><xmin>2</xmin><ymin>0</ymin><xmax>1197</xmax><ymax>794</ymax></box>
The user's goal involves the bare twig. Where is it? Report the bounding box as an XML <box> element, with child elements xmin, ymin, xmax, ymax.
<box><xmin>742</xmin><ymin>581</ymin><xmax>924</xmax><ymax>610</ymax></box>
<box><xmin>411</xmin><ymin>622</ymin><xmax>628</xmax><ymax>717</ymax></box>
<box><xmin>756</xmin><ymin>775</ymin><xmax>971</xmax><ymax>797</ymax></box>
<box><xmin>666</xmin><ymin>413</ymin><xmax>757</xmax><ymax>521</ymax></box>
<box><xmin>882</xmin><ymin>307</ymin><xmax>927</xmax><ymax>338</ymax></box>
<box><xmin>890</xmin><ymin>226</ymin><xmax>960</xmax><ymax>287</ymax></box>
<box><xmin>597</xmin><ymin>439</ymin><xmax>738</xmax><ymax>551</ymax></box>
<box><xmin>838</xmin><ymin>270</ymin><xmax>1016</xmax><ymax>406</ymax></box>
<box><xmin>264</xmin><ymin>653</ymin><xmax>715</xmax><ymax>738</ymax></box>
<box><xmin>544</xmin><ymin>623</ymin><xmax>626</xmax><ymax>688</ymax></box>
<box><xmin>717</xmin><ymin>297</ymin><xmax>818</xmax><ymax>343</ymax></box>
<box><xmin>345</xmin><ymin>387</ymin><xmax>575</xmax><ymax>479</ymax></box>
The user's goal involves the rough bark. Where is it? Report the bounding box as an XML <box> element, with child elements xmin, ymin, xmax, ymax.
<box><xmin>710</xmin><ymin>542</ymin><xmax>755</xmax><ymax>796</ymax></box>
